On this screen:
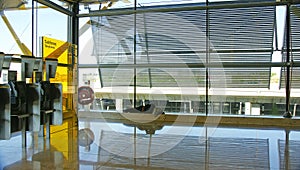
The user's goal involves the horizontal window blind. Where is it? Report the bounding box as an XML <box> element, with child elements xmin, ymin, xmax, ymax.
<box><xmin>87</xmin><ymin>2</ymin><xmax>275</xmax><ymax>88</ymax></box>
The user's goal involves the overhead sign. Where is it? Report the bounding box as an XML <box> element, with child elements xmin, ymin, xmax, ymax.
<box><xmin>41</xmin><ymin>36</ymin><xmax>69</xmax><ymax>64</ymax></box>
<box><xmin>41</xmin><ymin>36</ymin><xmax>70</xmax><ymax>93</ymax></box>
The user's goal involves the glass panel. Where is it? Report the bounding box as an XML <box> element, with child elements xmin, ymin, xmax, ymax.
<box><xmin>0</xmin><ymin>1</ymin><xmax>32</xmax><ymax>54</ymax></box>
<box><xmin>136</xmin><ymin>10</ymin><xmax>206</xmax><ymax>64</ymax></box>
<box><xmin>37</xmin><ymin>5</ymin><xmax>72</xmax><ymax>114</ymax></box>
<box><xmin>282</xmin><ymin>4</ymin><xmax>300</xmax><ymax>117</ymax></box>
<box><xmin>208</xmin><ymin>4</ymin><xmax>275</xmax><ymax>115</ymax></box>
<box><xmin>282</xmin><ymin>4</ymin><xmax>300</xmax><ymax>89</ymax></box>
<box><xmin>80</xmin><ymin>13</ymin><xmax>134</xmax><ymax>65</ymax></box>
<box><xmin>77</xmin><ymin>1</ymin><xmax>290</xmax><ymax>117</ymax></box>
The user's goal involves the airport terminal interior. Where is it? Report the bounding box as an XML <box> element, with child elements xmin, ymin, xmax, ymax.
<box><xmin>1</xmin><ymin>0</ymin><xmax>300</xmax><ymax>169</ymax></box>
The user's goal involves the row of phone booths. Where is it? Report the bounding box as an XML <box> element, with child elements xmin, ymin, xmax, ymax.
<box><xmin>0</xmin><ymin>52</ymin><xmax>63</xmax><ymax>147</ymax></box>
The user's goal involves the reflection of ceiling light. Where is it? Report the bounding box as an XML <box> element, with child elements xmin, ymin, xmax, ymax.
<box><xmin>0</xmin><ymin>0</ymin><xmax>27</xmax><ymax>10</ymax></box>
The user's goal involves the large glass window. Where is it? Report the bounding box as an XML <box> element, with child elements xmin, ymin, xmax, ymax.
<box><xmin>78</xmin><ymin>0</ymin><xmax>300</xmax><ymax>117</ymax></box>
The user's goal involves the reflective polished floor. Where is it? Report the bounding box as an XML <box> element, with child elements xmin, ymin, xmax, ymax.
<box><xmin>1</xmin><ymin>118</ymin><xmax>300</xmax><ymax>170</ymax></box>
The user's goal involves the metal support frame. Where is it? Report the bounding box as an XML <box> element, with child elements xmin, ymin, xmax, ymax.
<box><xmin>70</xmin><ymin>3</ymin><xmax>79</xmax><ymax>45</ymax></box>
<box><xmin>14</xmin><ymin>114</ymin><xmax>30</xmax><ymax>147</ymax></box>
<box><xmin>78</xmin><ymin>61</ymin><xmax>300</xmax><ymax>69</ymax></box>
<box><xmin>206</xmin><ymin>0</ymin><xmax>209</xmax><ymax>116</ymax></box>
<box><xmin>77</xmin><ymin>1</ymin><xmax>288</xmax><ymax>18</ymax></box>
<box><xmin>133</xmin><ymin>0</ymin><xmax>137</xmax><ymax>108</ymax></box>
<box><xmin>141</xmin><ymin>6</ymin><xmax>153</xmax><ymax>88</ymax></box>
<box><xmin>34</xmin><ymin>0</ymin><xmax>74</xmax><ymax>16</ymax></box>
<box><xmin>283</xmin><ymin>3</ymin><xmax>292</xmax><ymax>118</ymax></box>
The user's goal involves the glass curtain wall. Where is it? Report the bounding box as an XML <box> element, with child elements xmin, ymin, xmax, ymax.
<box><xmin>78</xmin><ymin>0</ymin><xmax>300</xmax><ymax>117</ymax></box>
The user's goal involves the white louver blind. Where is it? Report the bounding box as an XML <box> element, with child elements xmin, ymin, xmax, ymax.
<box><xmin>88</xmin><ymin>1</ymin><xmax>275</xmax><ymax>88</ymax></box>
<box><xmin>209</xmin><ymin>5</ymin><xmax>274</xmax><ymax>88</ymax></box>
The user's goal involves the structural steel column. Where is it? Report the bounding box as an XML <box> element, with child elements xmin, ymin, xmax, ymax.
<box><xmin>284</xmin><ymin>3</ymin><xmax>292</xmax><ymax>118</ymax></box>
<box><xmin>205</xmin><ymin>0</ymin><xmax>209</xmax><ymax>116</ymax></box>
<box><xmin>71</xmin><ymin>3</ymin><xmax>79</xmax><ymax>46</ymax></box>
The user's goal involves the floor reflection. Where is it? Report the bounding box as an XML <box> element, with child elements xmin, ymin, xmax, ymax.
<box><xmin>0</xmin><ymin>118</ymin><xmax>300</xmax><ymax>169</ymax></box>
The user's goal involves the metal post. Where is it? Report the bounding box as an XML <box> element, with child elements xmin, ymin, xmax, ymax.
<box><xmin>283</xmin><ymin>3</ymin><xmax>292</xmax><ymax>118</ymax></box>
<box><xmin>141</xmin><ymin>7</ymin><xmax>153</xmax><ymax>88</ymax></box>
<box><xmin>46</xmin><ymin>114</ymin><xmax>50</xmax><ymax>139</ymax></box>
<box><xmin>147</xmin><ymin>134</ymin><xmax>152</xmax><ymax>167</ymax></box>
<box><xmin>21</xmin><ymin>118</ymin><xmax>27</xmax><ymax>147</ymax></box>
<box><xmin>284</xmin><ymin>129</ymin><xmax>290</xmax><ymax>170</ymax></box>
<box><xmin>204</xmin><ymin>126</ymin><xmax>209</xmax><ymax>170</ymax></box>
<box><xmin>133</xmin><ymin>0</ymin><xmax>137</xmax><ymax>109</ymax></box>
<box><xmin>205</xmin><ymin>0</ymin><xmax>209</xmax><ymax>116</ymax></box>
<box><xmin>71</xmin><ymin>4</ymin><xmax>80</xmax><ymax>170</ymax></box>
<box><xmin>31</xmin><ymin>0</ymin><xmax>35</xmax><ymax>56</ymax></box>
<box><xmin>31</xmin><ymin>131</ymin><xmax>39</xmax><ymax>151</ymax></box>
<box><xmin>133</xmin><ymin>126</ymin><xmax>137</xmax><ymax>164</ymax></box>
<box><xmin>71</xmin><ymin>3</ymin><xmax>79</xmax><ymax>46</ymax></box>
